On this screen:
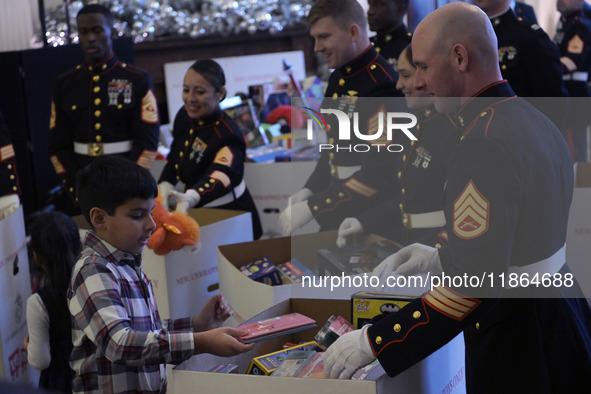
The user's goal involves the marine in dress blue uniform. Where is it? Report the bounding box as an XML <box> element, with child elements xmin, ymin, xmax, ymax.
<box><xmin>158</xmin><ymin>108</ymin><xmax>262</xmax><ymax>239</ymax></box>
<box><xmin>555</xmin><ymin>6</ymin><xmax>591</xmax><ymax>161</ymax></box>
<box><xmin>303</xmin><ymin>45</ymin><xmax>403</xmax><ymax>230</ymax></box>
<box><xmin>367</xmin><ymin>81</ymin><xmax>591</xmax><ymax>392</ymax></box>
<box><xmin>370</xmin><ymin>25</ymin><xmax>412</xmax><ymax>69</ymax></box>
<box><xmin>0</xmin><ymin>111</ymin><xmax>20</xmax><ymax>198</ymax></box>
<box><xmin>356</xmin><ymin>105</ymin><xmax>458</xmax><ymax>248</ymax></box>
<box><xmin>49</xmin><ymin>54</ymin><xmax>160</xmax><ymax>206</ymax></box>
<box><xmin>491</xmin><ymin>8</ymin><xmax>566</xmax><ymax>97</ymax></box>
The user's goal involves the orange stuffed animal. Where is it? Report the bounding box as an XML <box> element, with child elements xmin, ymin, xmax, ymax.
<box><xmin>147</xmin><ymin>190</ymin><xmax>200</xmax><ymax>255</ymax></box>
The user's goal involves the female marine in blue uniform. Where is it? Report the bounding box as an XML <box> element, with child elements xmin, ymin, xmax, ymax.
<box><xmin>337</xmin><ymin>45</ymin><xmax>458</xmax><ymax>249</ymax></box>
<box><xmin>158</xmin><ymin>60</ymin><xmax>262</xmax><ymax>239</ymax></box>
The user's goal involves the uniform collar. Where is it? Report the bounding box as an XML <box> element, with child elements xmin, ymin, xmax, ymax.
<box><xmin>374</xmin><ymin>24</ymin><xmax>409</xmax><ymax>44</ymax></box>
<box><xmin>193</xmin><ymin>108</ymin><xmax>223</xmax><ymax>128</ymax></box>
<box><xmin>84</xmin><ymin>53</ymin><xmax>118</xmax><ymax>74</ymax></box>
<box><xmin>453</xmin><ymin>81</ymin><xmax>516</xmax><ymax>129</ymax></box>
<box><xmin>339</xmin><ymin>45</ymin><xmax>378</xmax><ymax>77</ymax></box>
<box><xmin>561</xmin><ymin>9</ymin><xmax>583</xmax><ymax>24</ymax></box>
<box><xmin>490</xmin><ymin>8</ymin><xmax>516</xmax><ymax>27</ymax></box>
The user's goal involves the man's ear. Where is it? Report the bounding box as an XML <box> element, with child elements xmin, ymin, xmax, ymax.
<box><xmin>349</xmin><ymin>23</ymin><xmax>360</xmax><ymax>42</ymax></box>
<box><xmin>89</xmin><ymin>207</ymin><xmax>108</xmax><ymax>230</ymax></box>
<box><xmin>453</xmin><ymin>44</ymin><xmax>469</xmax><ymax>72</ymax></box>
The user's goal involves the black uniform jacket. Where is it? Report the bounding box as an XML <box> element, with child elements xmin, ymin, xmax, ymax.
<box><xmin>367</xmin><ymin>82</ymin><xmax>591</xmax><ymax>392</ymax></box>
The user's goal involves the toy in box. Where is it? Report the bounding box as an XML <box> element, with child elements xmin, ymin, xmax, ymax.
<box><xmin>277</xmin><ymin>258</ymin><xmax>316</xmax><ymax>284</ymax></box>
<box><xmin>240</xmin><ymin>257</ymin><xmax>282</xmax><ymax>286</ymax></box>
<box><xmin>317</xmin><ymin>240</ymin><xmax>401</xmax><ymax>276</ymax></box>
<box><xmin>351</xmin><ymin>291</ymin><xmax>416</xmax><ymax>329</ymax></box>
<box><xmin>246</xmin><ymin>341</ymin><xmax>323</xmax><ymax>375</ymax></box>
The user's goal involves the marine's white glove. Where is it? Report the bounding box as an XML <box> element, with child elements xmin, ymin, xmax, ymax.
<box><xmin>372</xmin><ymin>243</ymin><xmax>442</xmax><ymax>283</ymax></box>
<box><xmin>158</xmin><ymin>181</ymin><xmax>175</xmax><ymax>211</ymax></box>
<box><xmin>336</xmin><ymin>217</ymin><xmax>364</xmax><ymax>247</ymax></box>
<box><xmin>171</xmin><ymin>189</ymin><xmax>201</xmax><ymax>213</ymax></box>
<box><xmin>0</xmin><ymin>194</ymin><xmax>20</xmax><ymax>220</ymax></box>
<box><xmin>288</xmin><ymin>188</ymin><xmax>313</xmax><ymax>206</ymax></box>
<box><xmin>278</xmin><ymin>201</ymin><xmax>313</xmax><ymax>235</ymax></box>
<box><xmin>324</xmin><ymin>325</ymin><xmax>376</xmax><ymax>379</ymax></box>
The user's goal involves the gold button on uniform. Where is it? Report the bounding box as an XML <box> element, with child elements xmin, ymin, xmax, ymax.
<box><xmin>190</xmin><ymin>129</ymin><xmax>194</xmax><ymax>135</ymax></box>
<box><xmin>7</xmin><ymin>164</ymin><xmax>12</xmax><ymax>170</ymax></box>
<box><xmin>93</xmin><ymin>86</ymin><xmax>100</xmax><ymax>93</ymax></box>
<box><xmin>175</xmin><ymin>164</ymin><xmax>179</xmax><ymax>169</ymax></box>
<box><xmin>94</xmin><ymin>110</ymin><xmax>101</xmax><ymax>117</ymax></box>
<box><xmin>410</xmin><ymin>141</ymin><xmax>416</xmax><ymax>147</ymax></box>
<box><xmin>475</xmin><ymin>322</ymin><xmax>480</xmax><ymax>330</ymax></box>
<box><xmin>338</xmin><ymin>192</ymin><xmax>344</xmax><ymax>198</ymax></box>
<box><xmin>184</xmin><ymin>141</ymin><xmax>189</xmax><ymax>147</ymax></box>
<box><xmin>10</xmin><ymin>175</ymin><xmax>15</xmax><ymax>180</ymax></box>
<box><xmin>13</xmin><ymin>186</ymin><xmax>17</xmax><ymax>191</ymax></box>
<box><xmin>71</xmin><ymin>105</ymin><xmax>77</xmax><ymax>110</ymax></box>
<box><xmin>69</xmin><ymin>187</ymin><xmax>74</xmax><ymax>193</ymax></box>
<box><xmin>325</xmin><ymin>198</ymin><xmax>331</xmax><ymax>204</ymax></box>
<box><xmin>375</xmin><ymin>336</ymin><xmax>382</xmax><ymax>345</ymax></box>
<box><xmin>399</xmin><ymin>203</ymin><xmax>403</xmax><ymax>210</ymax></box>
<box><xmin>370</xmin><ymin>64</ymin><xmax>376</xmax><ymax>70</ymax></box>
<box><xmin>95</xmin><ymin>135</ymin><xmax>102</xmax><ymax>142</ymax></box>
<box><xmin>332</xmin><ymin>93</ymin><xmax>338</xmax><ymax>99</ymax></box>
<box><xmin>94</xmin><ymin>123</ymin><xmax>101</xmax><ymax>130</ymax></box>
<box><xmin>501</xmin><ymin>64</ymin><xmax>507</xmax><ymax>70</ymax></box>
<box><xmin>394</xmin><ymin>324</ymin><xmax>401</xmax><ymax>332</ymax></box>
<box><xmin>102</xmin><ymin>64</ymin><xmax>107</xmax><ymax>70</ymax></box>
<box><xmin>93</xmin><ymin>76</ymin><xmax>100</xmax><ymax>82</ymax></box>
<box><xmin>329</xmin><ymin>153</ymin><xmax>335</xmax><ymax>160</ymax></box>
<box><xmin>397</xmin><ymin>171</ymin><xmax>402</xmax><ymax>178</ymax></box>
<box><xmin>313</xmin><ymin>205</ymin><xmax>319</xmax><ymax>211</ymax></box>
<box><xmin>339</xmin><ymin>78</ymin><xmax>345</xmax><ymax>86</ymax></box>
<box><xmin>117</xmin><ymin>104</ymin><xmax>122</xmax><ymax>109</ymax></box>
<box><xmin>401</xmin><ymin>188</ymin><xmax>406</xmax><ymax>194</ymax></box>
<box><xmin>179</xmin><ymin>152</ymin><xmax>183</xmax><ymax>157</ymax></box>
<box><xmin>329</xmin><ymin>138</ymin><xmax>335</xmax><ymax>144</ymax></box>
<box><xmin>94</xmin><ymin>98</ymin><xmax>101</xmax><ymax>105</ymax></box>
<box><xmin>122</xmin><ymin>63</ymin><xmax>127</xmax><ymax>68</ymax></box>
<box><xmin>435</xmin><ymin>243</ymin><xmax>442</xmax><ymax>249</ymax></box>
<box><xmin>198</xmin><ymin>188</ymin><xmax>204</xmax><ymax>192</ymax></box>
<box><xmin>413</xmin><ymin>311</ymin><xmax>421</xmax><ymax>319</ymax></box>
<box><xmin>402</xmin><ymin>155</ymin><xmax>407</xmax><ymax>161</ymax></box>
<box><xmin>198</xmin><ymin>120</ymin><xmax>204</xmax><ymax>126</ymax></box>
<box><xmin>209</xmin><ymin>178</ymin><xmax>215</xmax><ymax>183</ymax></box>
<box><xmin>204</xmin><ymin>183</ymin><xmax>210</xmax><ymax>188</ymax></box>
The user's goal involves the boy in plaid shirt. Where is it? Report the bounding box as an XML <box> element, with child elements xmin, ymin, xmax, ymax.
<box><xmin>68</xmin><ymin>156</ymin><xmax>253</xmax><ymax>393</ymax></box>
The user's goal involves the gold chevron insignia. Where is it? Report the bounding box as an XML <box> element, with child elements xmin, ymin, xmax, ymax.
<box><xmin>453</xmin><ymin>180</ymin><xmax>489</xmax><ymax>239</ymax></box>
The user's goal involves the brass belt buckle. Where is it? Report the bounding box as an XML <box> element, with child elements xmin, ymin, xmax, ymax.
<box><xmin>402</xmin><ymin>212</ymin><xmax>412</xmax><ymax>229</ymax></box>
<box><xmin>88</xmin><ymin>142</ymin><xmax>104</xmax><ymax>156</ymax></box>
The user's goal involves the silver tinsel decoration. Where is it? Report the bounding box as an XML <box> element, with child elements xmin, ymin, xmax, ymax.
<box><xmin>42</xmin><ymin>0</ymin><xmax>313</xmax><ymax>45</ymax></box>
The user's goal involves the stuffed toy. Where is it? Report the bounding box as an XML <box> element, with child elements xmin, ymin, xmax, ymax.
<box><xmin>147</xmin><ymin>190</ymin><xmax>200</xmax><ymax>255</ymax></box>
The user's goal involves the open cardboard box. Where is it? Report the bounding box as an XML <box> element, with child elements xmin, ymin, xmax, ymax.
<box><xmin>75</xmin><ymin>208</ymin><xmax>253</xmax><ymax>320</ymax></box>
<box><xmin>217</xmin><ymin>231</ymin><xmax>398</xmax><ymax>321</ymax></box>
<box><xmin>567</xmin><ymin>162</ymin><xmax>591</xmax><ymax>301</ymax></box>
<box><xmin>171</xmin><ymin>298</ymin><xmax>465</xmax><ymax>394</ymax></box>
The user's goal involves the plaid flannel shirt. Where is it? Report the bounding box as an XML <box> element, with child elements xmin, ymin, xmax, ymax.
<box><xmin>68</xmin><ymin>232</ymin><xmax>195</xmax><ymax>393</ymax></box>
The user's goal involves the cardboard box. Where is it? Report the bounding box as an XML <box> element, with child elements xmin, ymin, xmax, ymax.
<box><xmin>567</xmin><ymin>162</ymin><xmax>591</xmax><ymax>301</ymax></box>
<box><xmin>75</xmin><ymin>208</ymin><xmax>253</xmax><ymax>320</ymax></box>
<box><xmin>244</xmin><ymin>161</ymin><xmax>319</xmax><ymax>238</ymax></box>
<box><xmin>218</xmin><ymin>231</ymin><xmax>394</xmax><ymax>321</ymax></box>
<box><xmin>171</xmin><ymin>298</ymin><xmax>466</xmax><ymax>394</ymax></box>
<box><xmin>0</xmin><ymin>206</ymin><xmax>37</xmax><ymax>385</ymax></box>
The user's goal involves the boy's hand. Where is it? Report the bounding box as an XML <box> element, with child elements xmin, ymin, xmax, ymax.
<box><xmin>193</xmin><ymin>327</ymin><xmax>255</xmax><ymax>357</ymax></box>
<box><xmin>193</xmin><ymin>294</ymin><xmax>233</xmax><ymax>332</ymax></box>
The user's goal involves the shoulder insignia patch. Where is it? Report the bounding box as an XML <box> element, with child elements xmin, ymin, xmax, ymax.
<box><xmin>424</xmin><ymin>286</ymin><xmax>480</xmax><ymax>321</ymax></box>
<box><xmin>50</xmin><ymin>155</ymin><xmax>65</xmax><ymax>175</ymax></box>
<box><xmin>453</xmin><ymin>180</ymin><xmax>489</xmax><ymax>239</ymax></box>
<box><xmin>367</xmin><ymin>105</ymin><xmax>388</xmax><ymax>144</ymax></box>
<box><xmin>213</xmin><ymin>146</ymin><xmax>234</xmax><ymax>166</ymax></box>
<box><xmin>141</xmin><ymin>90</ymin><xmax>159</xmax><ymax>124</ymax></box>
<box><xmin>568</xmin><ymin>34</ymin><xmax>584</xmax><ymax>54</ymax></box>
<box><xmin>344</xmin><ymin>177</ymin><xmax>377</xmax><ymax>198</ymax></box>
<box><xmin>0</xmin><ymin>144</ymin><xmax>15</xmax><ymax>161</ymax></box>
<box><xmin>49</xmin><ymin>100</ymin><xmax>56</xmax><ymax>130</ymax></box>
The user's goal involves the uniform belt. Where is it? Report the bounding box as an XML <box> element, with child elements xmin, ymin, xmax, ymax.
<box><xmin>335</xmin><ymin>165</ymin><xmax>361</xmax><ymax>180</ymax></box>
<box><xmin>74</xmin><ymin>141</ymin><xmax>133</xmax><ymax>156</ymax></box>
<box><xmin>505</xmin><ymin>243</ymin><xmax>566</xmax><ymax>289</ymax></box>
<box><xmin>204</xmin><ymin>179</ymin><xmax>246</xmax><ymax>208</ymax></box>
<box><xmin>402</xmin><ymin>210</ymin><xmax>446</xmax><ymax>229</ymax></box>
<box><xmin>563</xmin><ymin>72</ymin><xmax>589</xmax><ymax>81</ymax></box>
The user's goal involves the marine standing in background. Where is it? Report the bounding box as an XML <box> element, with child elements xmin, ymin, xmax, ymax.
<box><xmin>555</xmin><ymin>0</ymin><xmax>591</xmax><ymax>161</ymax></box>
<box><xmin>367</xmin><ymin>0</ymin><xmax>412</xmax><ymax>68</ymax></box>
<box><xmin>49</xmin><ymin>4</ymin><xmax>159</xmax><ymax>214</ymax></box>
<box><xmin>279</xmin><ymin>0</ymin><xmax>403</xmax><ymax>235</ymax></box>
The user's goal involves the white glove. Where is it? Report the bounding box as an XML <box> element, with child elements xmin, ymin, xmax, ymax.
<box><xmin>0</xmin><ymin>194</ymin><xmax>20</xmax><ymax>220</ymax></box>
<box><xmin>324</xmin><ymin>325</ymin><xmax>376</xmax><ymax>379</ymax></box>
<box><xmin>336</xmin><ymin>217</ymin><xmax>364</xmax><ymax>247</ymax></box>
<box><xmin>158</xmin><ymin>181</ymin><xmax>175</xmax><ymax>211</ymax></box>
<box><xmin>171</xmin><ymin>189</ymin><xmax>201</xmax><ymax>213</ymax></box>
<box><xmin>278</xmin><ymin>201</ymin><xmax>313</xmax><ymax>235</ymax></box>
<box><xmin>288</xmin><ymin>188</ymin><xmax>313</xmax><ymax>205</ymax></box>
<box><xmin>372</xmin><ymin>243</ymin><xmax>442</xmax><ymax>283</ymax></box>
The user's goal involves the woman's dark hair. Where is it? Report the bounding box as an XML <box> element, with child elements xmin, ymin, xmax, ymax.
<box><xmin>402</xmin><ymin>43</ymin><xmax>415</xmax><ymax>68</ymax></box>
<box><xmin>189</xmin><ymin>59</ymin><xmax>227</xmax><ymax>100</ymax></box>
<box><xmin>30</xmin><ymin>211</ymin><xmax>82</xmax><ymax>318</ymax></box>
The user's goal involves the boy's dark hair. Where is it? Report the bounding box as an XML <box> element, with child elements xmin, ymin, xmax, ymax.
<box><xmin>307</xmin><ymin>0</ymin><xmax>367</xmax><ymax>31</ymax></box>
<box><xmin>30</xmin><ymin>211</ymin><xmax>81</xmax><ymax>320</ymax></box>
<box><xmin>76</xmin><ymin>156</ymin><xmax>157</xmax><ymax>225</ymax></box>
<box><xmin>77</xmin><ymin>3</ymin><xmax>114</xmax><ymax>25</ymax></box>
